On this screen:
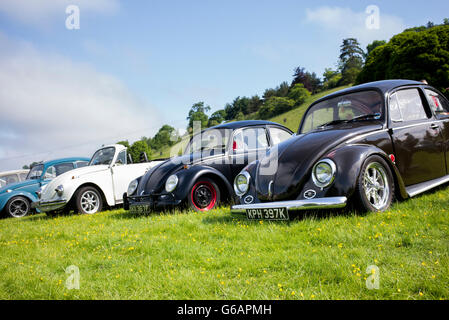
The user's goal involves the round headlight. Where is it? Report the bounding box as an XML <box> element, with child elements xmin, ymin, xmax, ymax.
<box><xmin>312</xmin><ymin>159</ymin><xmax>336</xmax><ymax>188</ymax></box>
<box><xmin>55</xmin><ymin>185</ymin><xmax>64</xmax><ymax>196</ymax></box>
<box><xmin>127</xmin><ymin>179</ymin><xmax>139</xmax><ymax>196</ymax></box>
<box><xmin>234</xmin><ymin>171</ymin><xmax>251</xmax><ymax>197</ymax></box>
<box><xmin>165</xmin><ymin>175</ymin><xmax>178</xmax><ymax>193</ymax></box>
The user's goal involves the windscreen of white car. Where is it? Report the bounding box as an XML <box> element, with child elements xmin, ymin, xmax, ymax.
<box><xmin>89</xmin><ymin>147</ymin><xmax>116</xmax><ymax>166</ymax></box>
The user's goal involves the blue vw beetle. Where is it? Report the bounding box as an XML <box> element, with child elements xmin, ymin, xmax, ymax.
<box><xmin>0</xmin><ymin>157</ymin><xmax>89</xmax><ymax>218</ymax></box>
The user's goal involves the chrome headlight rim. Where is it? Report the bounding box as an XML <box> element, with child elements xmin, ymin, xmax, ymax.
<box><xmin>127</xmin><ymin>179</ymin><xmax>139</xmax><ymax>196</ymax></box>
<box><xmin>312</xmin><ymin>158</ymin><xmax>337</xmax><ymax>189</ymax></box>
<box><xmin>234</xmin><ymin>171</ymin><xmax>251</xmax><ymax>197</ymax></box>
<box><xmin>165</xmin><ymin>175</ymin><xmax>179</xmax><ymax>193</ymax></box>
<box><xmin>55</xmin><ymin>185</ymin><xmax>64</xmax><ymax>197</ymax></box>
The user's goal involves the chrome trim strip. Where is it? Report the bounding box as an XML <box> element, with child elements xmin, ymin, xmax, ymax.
<box><xmin>32</xmin><ymin>199</ymin><xmax>67</xmax><ymax>209</ymax></box>
<box><xmin>231</xmin><ymin>196</ymin><xmax>347</xmax><ymax>214</ymax></box>
<box><xmin>406</xmin><ymin>175</ymin><xmax>449</xmax><ymax>198</ymax></box>
<box><xmin>345</xmin><ymin>129</ymin><xmax>388</xmax><ymax>144</ymax></box>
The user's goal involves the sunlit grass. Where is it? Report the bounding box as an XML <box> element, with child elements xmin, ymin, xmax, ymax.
<box><xmin>0</xmin><ymin>185</ymin><xmax>448</xmax><ymax>300</ymax></box>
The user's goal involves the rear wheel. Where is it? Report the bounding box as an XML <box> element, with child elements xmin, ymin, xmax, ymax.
<box><xmin>5</xmin><ymin>196</ymin><xmax>30</xmax><ymax>218</ymax></box>
<box><xmin>75</xmin><ymin>186</ymin><xmax>103</xmax><ymax>214</ymax></box>
<box><xmin>355</xmin><ymin>155</ymin><xmax>394</xmax><ymax>212</ymax></box>
<box><xmin>188</xmin><ymin>178</ymin><xmax>220</xmax><ymax>212</ymax></box>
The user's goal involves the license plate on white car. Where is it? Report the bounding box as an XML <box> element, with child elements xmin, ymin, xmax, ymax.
<box><xmin>246</xmin><ymin>208</ymin><xmax>289</xmax><ymax>221</ymax></box>
<box><xmin>129</xmin><ymin>204</ymin><xmax>151</xmax><ymax>214</ymax></box>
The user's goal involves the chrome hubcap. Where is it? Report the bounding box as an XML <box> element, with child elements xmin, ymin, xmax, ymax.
<box><xmin>363</xmin><ymin>162</ymin><xmax>390</xmax><ymax>210</ymax></box>
<box><xmin>80</xmin><ymin>191</ymin><xmax>100</xmax><ymax>214</ymax></box>
<box><xmin>9</xmin><ymin>198</ymin><xmax>29</xmax><ymax>218</ymax></box>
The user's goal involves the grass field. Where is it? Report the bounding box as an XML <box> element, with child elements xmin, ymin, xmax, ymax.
<box><xmin>0</xmin><ymin>185</ymin><xmax>448</xmax><ymax>300</ymax></box>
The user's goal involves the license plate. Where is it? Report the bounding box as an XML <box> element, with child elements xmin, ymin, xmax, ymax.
<box><xmin>246</xmin><ymin>208</ymin><xmax>289</xmax><ymax>221</ymax></box>
<box><xmin>129</xmin><ymin>204</ymin><xmax>151</xmax><ymax>214</ymax></box>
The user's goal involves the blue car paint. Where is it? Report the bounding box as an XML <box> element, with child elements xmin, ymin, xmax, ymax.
<box><xmin>0</xmin><ymin>157</ymin><xmax>90</xmax><ymax>214</ymax></box>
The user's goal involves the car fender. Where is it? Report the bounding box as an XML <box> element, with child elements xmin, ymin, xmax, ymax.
<box><xmin>173</xmin><ymin>166</ymin><xmax>233</xmax><ymax>201</ymax></box>
<box><xmin>328</xmin><ymin>144</ymin><xmax>407</xmax><ymax>199</ymax></box>
<box><xmin>0</xmin><ymin>190</ymin><xmax>39</xmax><ymax>212</ymax></box>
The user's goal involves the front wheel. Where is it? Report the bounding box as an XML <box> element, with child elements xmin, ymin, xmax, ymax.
<box><xmin>355</xmin><ymin>155</ymin><xmax>394</xmax><ymax>212</ymax></box>
<box><xmin>188</xmin><ymin>178</ymin><xmax>220</xmax><ymax>212</ymax></box>
<box><xmin>4</xmin><ymin>196</ymin><xmax>30</xmax><ymax>218</ymax></box>
<box><xmin>75</xmin><ymin>186</ymin><xmax>103</xmax><ymax>214</ymax></box>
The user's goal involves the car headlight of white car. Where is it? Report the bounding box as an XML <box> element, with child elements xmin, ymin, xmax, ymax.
<box><xmin>127</xmin><ymin>179</ymin><xmax>139</xmax><ymax>196</ymax></box>
<box><xmin>234</xmin><ymin>171</ymin><xmax>251</xmax><ymax>197</ymax></box>
<box><xmin>55</xmin><ymin>185</ymin><xmax>64</xmax><ymax>197</ymax></box>
<box><xmin>165</xmin><ymin>175</ymin><xmax>178</xmax><ymax>193</ymax></box>
<box><xmin>312</xmin><ymin>159</ymin><xmax>336</xmax><ymax>188</ymax></box>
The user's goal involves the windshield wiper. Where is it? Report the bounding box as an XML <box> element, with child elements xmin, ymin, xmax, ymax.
<box><xmin>347</xmin><ymin>113</ymin><xmax>381</xmax><ymax>123</ymax></box>
<box><xmin>318</xmin><ymin>119</ymin><xmax>348</xmax><ymax>128</ymax></box>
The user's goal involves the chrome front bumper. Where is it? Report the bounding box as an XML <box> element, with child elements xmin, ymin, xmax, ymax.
<box><xmin>231</xmin><ymin>197</ymin><xmax>348</xmax><ymax>214</ymax></box>
<box><xmin>32</xmin><ymin>199</ymin><xmax>68</xmax><ymax>212</ymax></box>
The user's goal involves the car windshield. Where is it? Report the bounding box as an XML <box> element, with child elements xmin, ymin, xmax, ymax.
<box><xmin>27</xmin><ymin>165</ymin><xmax>44</xmax><ymax>180</ymax></box>
<box><xmin>89</xmin><ymin>147</ymin><xmax>116</xmax><ymax>166</ymax></box>
<box><xmin>300</xmin><ymin>90</ymin><xmax>383</xmax><ymax>134</ymax></box>
<box><xmin>184</xmin><ymin>128</ymin><xmax>231</xmax><ymax>155</ymax></box>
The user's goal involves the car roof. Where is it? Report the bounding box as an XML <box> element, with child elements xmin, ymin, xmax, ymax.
<box><xmin>32</xmin><ymin>157</ymin><xmax>90</xmax><ymax>168</ymax></box>
<box><xmin>315</xmin><ymin>80</ymin><xmax>425</xmax><ymax>103</ymax></box>
<box><xmin>0</xmin><ymin>169</ymin><xmax>29</xmax><ymax>176</ymax></box>
<box><xmin>210</xmin><ymin>120</ymin><xmax>290</xmax><ymax>130</ymax></box>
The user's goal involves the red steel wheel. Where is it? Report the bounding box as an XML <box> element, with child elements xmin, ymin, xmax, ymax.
<box><xmin>188</xmin><ymin>178</ymin><xmax>220</xmax><ymax>212</ymax></box>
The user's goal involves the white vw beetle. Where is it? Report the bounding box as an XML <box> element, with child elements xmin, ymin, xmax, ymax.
<box><xmin>33</xmin><ymin>144</ymin><xmax>162</xmax><ymax>215</ymax></box>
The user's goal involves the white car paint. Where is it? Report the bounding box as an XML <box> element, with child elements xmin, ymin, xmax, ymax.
<box><xmin>34</xmin><ymin>144</ymin><xmax>162</xmax><ymax>213</ymax></box>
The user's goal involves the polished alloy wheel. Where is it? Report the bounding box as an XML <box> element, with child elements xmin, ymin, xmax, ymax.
<box><xmin>363</xmin><ymin>162</ymin><xmax>390</xmax><ymax>210</ymax></box>
<box><xmin>80</xmin><ymin>190</ymin><xmax>100</xmax><ymax>214</ymax></box>
<box><xmin>9</xmin><ymin>198</ymin><xmax>29</xmax><ymax>218</ymax></box>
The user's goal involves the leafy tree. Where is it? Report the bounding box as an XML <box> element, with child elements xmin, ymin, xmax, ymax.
<box><xmin>291</xmin><ymin>67</ymin><xmax>321</xmax><ymax>94</ymax></box>
<box><xmin>365</xmin><ymin>40</ymin><xmax>386</xmax><ymax>59</ymax></box>
<box><xmin>258</xmin><ymin>97</ymin><xmax>295</xmax><ymax>119</ymax></box>
<box><xmin>288</xmin><ymin>84</ymin><xmax>311</xmax><ymax>106</ymax></box>
<box><xmin>247</xmin><ymin>95</ymin><xmax>263</xmax><ymax>114</ymax></box>
<box><xmin>208</xmin><ymin>109</ymin><xmax>226</xmax><ymax>127</ymax></box>
<box><xmin>128</xmin><ymin>140</ymin><xmax>152</xmax><ymax>163</ymax></box>
<box><xmin>338</xmin><ymin>38</ymin><xmax>365</xmax><ymax>85</ymax></box>
<box><xmin>356</xmin><ymin>25</ymin><xmax>449</xmax><ymax>98</ymax></box>
<box><xmin>150</xmin><ymin>125</ymin><xmax>179</xmax><ymax>150</ymax></box>
<box><xmin>444</xmin><ymin>18</ymin><xmax>449</xmax><ymax>25</ymax></box>
<box><xmin>117</xmin><ymin>140</ymin><xmax>130</xmax><ymax>149</ymax></box>
<box><xmin>322</xmin><ymin>68</ymin><xmax>342</xmax><ymax>90</ymax></box>
<box><xmin>187</xmin><ymin>102</ymin><xmax>210</xmax><ymax>130</ymax></box>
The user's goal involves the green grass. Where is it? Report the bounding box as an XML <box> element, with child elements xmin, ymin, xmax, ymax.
<box><xmin>1</xmin><ymin>186</ymin><xmax>448</xmax><ymax>300</ymax></box>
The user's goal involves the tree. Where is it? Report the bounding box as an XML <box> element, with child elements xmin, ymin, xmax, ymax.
<box><xmin>444</xmin><ymin>18</ymin><xmax>449</xmax><ymax>25</ymax></box>
<box><xmin>117</xmin><ymin>140</ymin><xmax>130</xmax><ymax>149</ymax></box>
<box><xmin>187</xmin><ymin>102</ymin><xmax>210</xmax><ymax>130</ymax></box>
<box><xmin>258</xmin><ymin>97</ymin><xmax>295</xmax><ymax>119</ymax></box>
<box><xmin>288</xmin><ymin>84</ymin><xmax>311</xmax><ymax>106</ymax></box>
<box><xmin>356</xmin><ymin>25</ymin><xmax>449</xmax><ymax>98</ymax></box>
<box><xmin>322</xmin><ymin>68</ymin><xmax>342</xmax><ymax>90</ymax></box>
<box><xmin>247</xmin><ymin>95</ymin><xmax>263</xmax><ymax>114</ymax></box>
<box><xmin>365</xmin><ymin>40</ymin><xmax>386</xmax><ymax>59</ymax></box>
<box><xmin>291</xmin><ymin>67</ymin><xmax>321</xmax><ymax>94</ymax></box>
<box><xmin>338</xmin><ymin>38</ymin><xmax>365</xmax><ymax>85</ymax></box>
<box><xmin>128</xmin><ymin>140</ymin><xmax>152</xmax><ymax>163</ymax></box>
<box><xmin>208</xmin><ymin>110</ymin><xmax>226</xmax><ymax>127</ymax></box>
<box><xmin>150</xmin><ymin>125</ymin><xmax>179</xmax><ymax>150</ymax></box>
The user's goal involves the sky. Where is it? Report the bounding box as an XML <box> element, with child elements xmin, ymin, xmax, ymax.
<box><xmin>0</xmin><ymin>0</ymin><xmax>448</xmax><ymax>170</ymax></box>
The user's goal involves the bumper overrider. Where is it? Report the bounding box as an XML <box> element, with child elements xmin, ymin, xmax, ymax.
<box><xmin>32</xmin><ymin>199</ymin><xmax>68</xmax><ymax>212</ymax></box>
<box><xmin>231</xmin><ymin>197</ymin><xmax>348</xmax><ymax>219</ymax></box>
<box><xmin>123</xmin><ymin>192</ymin><xmax>182</xmax><ymax>213</ymax></box>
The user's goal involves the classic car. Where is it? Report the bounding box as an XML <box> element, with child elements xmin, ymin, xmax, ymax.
<box><xmin>231</xmin><ymin>80</ymin><xmax>449</xmax><ymax>220</ymax></box>
<box><xmin>0</xmin><ymin>170</ymin><xmax>29</xmax><ymax>188</ymax></box>
<box><xmin>33</xmin><ymin>144</ymin><xmax>163</xmax><ymax>215</ymax></box>
<box><xmin>124</xmin><ymin>120</ymin><xmax>293</xmax><ymax>213</ymax></box>
<box><xmin>0</xmin><ymin>158</ymin><xmax>89</xmax><ymax>218</ymax></box>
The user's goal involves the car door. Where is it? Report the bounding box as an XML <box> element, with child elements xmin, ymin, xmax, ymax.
<box><xmin>229</xmin><ymin>126</ymin><xmax>270</xmax><ymax>178</ymax></box>
<box><xmin>424</xmin><ymin>88</ymin><xmax>449</xmax><ymax>174</ymax></box>
<box><xmin>388</xmin><ymin>87</ymin><xmax>446</xmax><ymax>186</ymax></box>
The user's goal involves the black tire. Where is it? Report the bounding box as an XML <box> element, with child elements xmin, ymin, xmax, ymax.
<box><xmin>355</xmin><ymin>155</ymin><xmax>394</xmax><ymax>212</ymax></box>
<box><xmin>188</xmin><ymin>178</ymin><xmax>220</xmax><ymax>212</ymax></box>
<box><xmin>75</xmin><ymin>186</ymin><xmax>103</xmax><ymax>214</ymax></box>
<box><xmin>4</xmin><ymin>196</ymin><xmax>30</xmax><ymax>218</ymax></box>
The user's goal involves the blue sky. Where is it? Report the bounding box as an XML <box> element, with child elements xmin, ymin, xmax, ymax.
<box><xmin>0</xmin><ymin>0</ymin><xmax>448</xmax><ymax>170</ymax></box>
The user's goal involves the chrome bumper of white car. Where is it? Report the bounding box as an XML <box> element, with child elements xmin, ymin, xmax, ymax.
<box><xmin>231</xmin><ymin>197</ymin><xmax>348</xmax><ymax>214</ymax></box>
<box><xmin>32</xmin><ymin>199</ymin><xmax>68</xmax><ymax>212</ymax></box>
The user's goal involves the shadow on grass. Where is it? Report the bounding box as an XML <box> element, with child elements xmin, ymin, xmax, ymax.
<box><xmin>107</xmin><ymin>207</ymin><xmax>187</xmax><ymax>220</ymax></box>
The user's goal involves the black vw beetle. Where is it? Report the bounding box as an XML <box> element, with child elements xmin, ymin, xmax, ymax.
<box><xmin>231</xmin><ymin>80</ymin><xmax>449</xmax><ymax>220</ymax></box>
<box><xmin>124</xmin><ymin>120</ymin><xmax>293</xmax><ymax>213</ymax></box>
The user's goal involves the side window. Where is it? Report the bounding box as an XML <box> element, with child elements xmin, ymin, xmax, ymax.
<box><xmin>233</xmin><ymin>128</ymin><xmax>268</xmax><ymax>152</ymax></box>
<box><xmin>116</xmin><ymin>150</ymin><xmax>127</xmax><ymax>165</ymax></box>
<box><xmin>19</xmin><ymin>173</ymin><xmax>28</xmax><ymax>181</ymax></box>
<box><xmin>43</xmin><ymin>166</ymin><xmax>57</xmax><ymax>180</ymax></box>
<box><xmin>76</xmin><ymin>161</ymin><xmax>89</xmax><ymax>168</ymax></box>
<box><xmin>425</xmin><ymin>89</ymin><xmax>449</xmax><ymax>118</ymax></box>
<box><xmin>269</xmin><ymin>127</ymin><xmax>292</xmax><ymax>145</ymax></box>
<box><xmin>389</xmin><ymin>93</ymin><xmax>403</xmax><ymax>122</ymax></box>
<box><xmin>395</xmin><ymin>89</ymin><xmax>428</xmax><ymax>122</ymax></box>
<box><xmin>54</xmin><ymin>163</ymin><xmax>75</xmax><ymax>176</ymax></box>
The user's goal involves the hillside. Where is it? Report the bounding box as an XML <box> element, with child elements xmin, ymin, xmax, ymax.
<box><xmin>150</xmin><ymin>86</ymin><xmax>350</xmax><ymax>159</ymax></box>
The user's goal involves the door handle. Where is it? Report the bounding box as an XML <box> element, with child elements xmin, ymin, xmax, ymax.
<box><xmin>431</xmin><ymin>123</ymin><xmax>439</xmax><ymax>130</ymax></box>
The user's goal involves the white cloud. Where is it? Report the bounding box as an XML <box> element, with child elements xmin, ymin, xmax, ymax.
<box><xmin>305</xmin><ymin>6</ymin><xmax>405</xmax><ymax>46</ymax></box>
<box><xmin>0</xmin><ymin>0</ymin><xmax>119</xmax><ymax>27</ymax></box>
<box><xmin>0</xmin><ymin>32</ymin><xmax>161</xmax><ymax>171</ymax></box>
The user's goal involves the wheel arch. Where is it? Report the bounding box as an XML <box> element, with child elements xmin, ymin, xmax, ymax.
<box><xmin>70</xmin><ymin>182</ymin><xmax>108</xmax><ymax>208</ymax></box>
